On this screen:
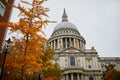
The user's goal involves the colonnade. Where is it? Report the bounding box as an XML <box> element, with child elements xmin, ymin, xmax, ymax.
<box><xmin>49</xmin><ymin>37</ymin><xmax>85</xmax><ymax>50</ymax></box>
<box><xmin>63</xmin><ymin>73</ymin><xmax>83</xmax><ymax>80</ymax></box>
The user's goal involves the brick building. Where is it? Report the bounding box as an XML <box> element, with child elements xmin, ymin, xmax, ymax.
<box><xmin>0</xmin><ymin>0</ymin><xmax>14</xmax><ymax>52</ymax></box>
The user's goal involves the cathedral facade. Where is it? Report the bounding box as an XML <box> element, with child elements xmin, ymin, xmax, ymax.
<box><xmin>48</xmin><ymin>9</ymin><xmax>120</xmax><ymax>80</ymax></box>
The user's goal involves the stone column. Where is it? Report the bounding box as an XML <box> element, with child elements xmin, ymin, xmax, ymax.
<box><xmin>76</xmin><ymin>39</ymin><xmax>78</xmax><ymax>48</ymax></box>
<box><xmin>71</xmin><ymin>38</ymin><xmax>73</xmax><ymax>47</ymax></box>
<box><xmin>54</xmin><ymin>40</ymin><xmax>55</xmax><ymax>49</ymax></box>
<box><xmin>61</xmin><ymin>38</ymin><xmax>63</xmax><ymax>49</ymax></box>
<box><xmin>80</xmin><ymin>40</ymin><xmax>81</xmax><ymax>49</ymax></box>
<box><xmin>52</xmin><ymin>41</ymin><xmax>54</xmax><ymax>49</ymax></box>
<box><xmin>81</xmin><ymin>75</ymin><xmax>83</xmax><ymax>80</ymax></box>
<box><xmin>66</xmin><ymin>74</ymin><xmax>68</xmax><ymax>80</ymax></box>
<box><xmin>78</xmin><ymin>39</ymin><xmax>79</xmax><ymax>49</ymax></box>
<box><xmin>65</xmin><ymin>38</ymin><xmax>67</xmax><ymax>48</ymax></box>
<box><xmin>78</xmin><ymin>39</ymin><xmax>80</xmax><ymax>49</ymax></box>
<box><xmin>71</xmin><ymin>73</ymin><xmax>73</xmax><ymax>80</ymax></box>
<box><xmin>74</xmin><ymin>38</ymin><xmax>75</xmax><ymax>48</ymax></box>
<box><xmin>70</xmin><ymin>38</ymin><xmax>71</xmax><ymax>47</ymax></box>
<box><xmin>68</xmin><ymin>38</ymin><xmax>70</xmax><ymax>47</ymax></box>
<box><xmin>57</xmin><ymin>39</ymin><xmax>59</xmax><ymax>49</ymax></box>
<box><xmin>77</xmin><ymin>73</ymin><xmax>80</xmax><ymax>80</ymax></box>
<box><xmin>81</xmin><ymin>41</ymin><xmax>83</xmax><ymax>50</ymax></box>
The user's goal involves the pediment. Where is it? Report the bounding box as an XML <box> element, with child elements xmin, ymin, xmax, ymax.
<box><xmin>62</xmin><ymin>47</ymin><xmax>81</xmax><ymax>53</ymax></box>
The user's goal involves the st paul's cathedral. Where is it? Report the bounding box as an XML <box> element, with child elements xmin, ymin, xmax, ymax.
<box><xmin>48</xmin><ymin>9</ymin><xmax>120</xmax><ymax>80</ymax></box>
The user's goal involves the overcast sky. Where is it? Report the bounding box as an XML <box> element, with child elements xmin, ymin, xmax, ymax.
<box><xmin>9</xmin><ymin>0</ymin><xmax>120</xmax><ymax>57</ymax></box>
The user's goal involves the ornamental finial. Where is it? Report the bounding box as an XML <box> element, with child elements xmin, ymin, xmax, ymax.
<box><xmin>62</xmin><ymin>8</ymin><xmax>68</xmax><ymax>22</ymax></box>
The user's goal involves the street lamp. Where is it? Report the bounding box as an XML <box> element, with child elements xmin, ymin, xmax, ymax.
<box><xmin>37</xmin><ymin>73</ymin><xmax>42</xmax><ymax>80</ymax></box>
<box><xmin>0</xmin><ymin>38</ymin><xmax>12</xmax><ymax>80</ymax></box>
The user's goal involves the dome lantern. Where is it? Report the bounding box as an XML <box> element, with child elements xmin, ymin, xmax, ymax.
<box><xmin>62</xmin><ymin>8</ymin><xmax>68</xmax><ymax>22</ymax></box>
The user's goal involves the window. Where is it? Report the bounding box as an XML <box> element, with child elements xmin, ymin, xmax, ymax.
<box><xmin>88</xmin><ymin>65</ymin><xmax>91</xmax><ymax>69</ymax></box>
<box><xmin>70</xmin><ymin>57</ymin><xmax>75</xmax><ymax>66</ymax></box>
<box><xmin>89</xmin><ymin>76</ymin><xmax>93</xmax><ymax>80</ymax></box>
<box><xmin>0</xmin><ymin>1</ymin><xmax>5</xmax><ymax>16</ymax></box>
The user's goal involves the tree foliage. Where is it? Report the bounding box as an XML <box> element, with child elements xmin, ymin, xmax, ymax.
<box><xmin>0</xmin><ymin>0</ymin><xmax>56</xmax><ymax>80</ymax></box>
<box><xmin>41</xmin><ymin>46</ymin><xmax>54</xmax><ymax>70</ymax></box>
<box><xmin>40</xmin><ymin>45</ymin><xmax>62</xmax><ymax>80</ymax></box>
<box><xmin>104</xmin><ymin>63</ymin><xmax>115</xmax><ymax>72</ymax></box>
<box><xmin>103</xmin><ymin>64</ymin><xmax>120</xmax><ymax>80</ymax></box>
<box><xmin>42</xmin><ymin>63</ymin><xmax>62</xmax><ymax>80</ymax></box>
<box><xmin>104</xmin><ymin>69</ymin><xmax>120</xmax><ymax>80</ymax></box>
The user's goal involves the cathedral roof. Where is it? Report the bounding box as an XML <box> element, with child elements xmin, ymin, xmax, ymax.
<box><xmin>53</xmin><ymin>9</ymin><xmax>78</xmax><ymax>32</ymax></box>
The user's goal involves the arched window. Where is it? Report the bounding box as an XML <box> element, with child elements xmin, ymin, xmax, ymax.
<box><xmin>70</xmin><ymin>57</ymin><xmax>75</xmax><ymax>66</ymax></box>
<box><xmin>88</xmin><ymin>65</ymin><xmax>91</xmax><ymax>69</ymax></box>
<box><xmin>89</xmin><ymin>76</ymin><xmax>93</xmax><ymax>80</ymax></box>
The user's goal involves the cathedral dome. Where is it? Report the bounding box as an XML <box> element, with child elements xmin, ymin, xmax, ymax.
<box><xmin>53</xmin><ymin>22</ymin><xmax>78</xmax><ymax>32</ymax></box>
<box><xmin>49</xmin><ymin>9</ymin><xmax>86</xmax><ymax>51</ymax></box>
<box><xmin>53</xmin><ymin>9</ymin><xmax>78</xmax><ymax>33</ymax></box>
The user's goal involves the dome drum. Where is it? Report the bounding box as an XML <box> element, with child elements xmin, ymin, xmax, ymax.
<box><xmin>51</xmin><ymin>28</ymin><xmax>80</xmax><ymax>38</ymax></box>
<box><xmin>48</xmin><ymin>36</ymin><xmax>86</xmax><ymax>51</ymax></box>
